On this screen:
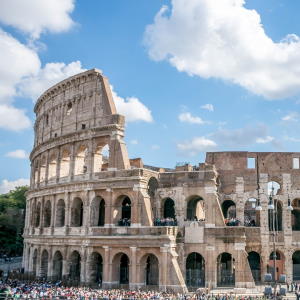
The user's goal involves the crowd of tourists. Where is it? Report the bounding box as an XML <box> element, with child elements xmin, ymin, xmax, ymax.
<box><xmin>153</xmin><ymin>218</ymin><xmax>177</xmax><ymax>226</ymax></box>
<box><xmin>118</xmin><ymin>218</ymin><xmax>131</xmax><ymax>227</ymax></box>
<box><xmin>0</xmin><ymin>280</ymin><xmax>297</xmax><ymax>300</ymax></box>
<box><xmin>224</xmin><ymin>218</ymin><xmax>240</xmax><ymax>227</ymax></box>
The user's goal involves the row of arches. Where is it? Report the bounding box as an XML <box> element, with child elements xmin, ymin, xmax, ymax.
<box><xmin>31</xmin><ymin>196</ymin><xmax>131</xmax><ymax>228</ymax></box>
<box><xmin>33</xmin><ymin>143</ymin><xmax>110</xmax><ymax>184</ymax></box>
<box><xmin>31</xmin><ymin>249</ymin><xmax>159</xmax><ymax>286</ymax></box>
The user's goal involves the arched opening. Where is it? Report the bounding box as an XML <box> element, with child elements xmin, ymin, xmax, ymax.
<box><xmin>222</xmin><ymin>200</ymin><xmax>236</xmax><ymax>219</ymax></box>
<box><xmin>247</xmin><ymin>251</ymin><xmax>261</xmax><ymax>283</ymax></box>
<box><xmin>163</xmin><ymin>198</ymin><xmax>176</xmax><ymax>219</ymax></box>
<box><xmin>186</xmin><ymin>196</ymin><xmax>205</xmax><ymax>221</ymax></box>
<box><xmin>32</xmin><ymin>249</ymin><xmax>37</xmax><ymax>276</ymax></box>
<box><xmin>117</xmin><ymin>196</ymin><xmax>131</xmax><ymax>226</ymax></box>
<box><xmin>268</xmin><ymin>200</ymin><xmax>282</xmax><ymax>231</ymax></box>
<box><xmin>60</xmin><ymin>149</ymin><xmax>70</xmax><ymax>178</ymax></box>
<box><xmin>120</xmin><ymin>254</ymin><xmax>129</xmax><ymax>284</ymax></box>
<box><xmin>90</xmin><ymin>197</ymin><xmax>105</xmax><ymax>227</ymax></box>
<box><xmin>268</xmin><ymin>251</ymin><xmax>284</xmax><ymax>281</ymax></box>
<box><xmin>55</xmin><ymin>199</ymin><xmax>65</xmax><ymax>227</ymax></box>
<box><xmin>141</xmin><ymin>254</ymin><xmax>159</xmax><ymax>286</ymax></box>
<box><xmin>292</xmin><ymin>199</ymin><xmax>300</xmax><ymax>231</ymax></box>
<box><xmin>93</xmin><ymin>144</ymin><xmax>109</xmax><ymax>172</ymax></box>
<box><xmin>268</xmin><ymin>181</ymin><xmax>281</xmax><ymax>196</ymax></box>
<box><xmin>74</xmin><ymin>145</ymin><xmax>88</xmax><ymax>175</ymax></box>
<box><xmin>186</xmin><ymin>252</ymin><xmax>205</xmax><ymax>287</ymax></box>
<box><xmin>43</xmin><ymin>200</ymin><xmax>51</xmax><ymax>227</ymax></box>
<box><xmin>88</xmin><ymin>252</ymin><xmax>103</xmax><ymax>285</ymax></box>
<box><xmin>35</xmin><ymin>202</ymin><xmax>41</xmax><ymax>227</ymax></box>
<box><xmin>293</xmin><ymin>251</ymin><xmax>300</xmax><ymax>281</ymax></box>
<box><xmin>69</xmin><ymin>251</ymin><xmax>81</xmax><ymax>281</ymax></box>
<box><xmin>39</xmin><ymin>156</ymin><xmax>46</xmax><ymax>183</ymax></box>
<box><xmin>48</xmin><ymin>154</ymin><xmax>57</xmax><ymax>180</ymax></box>
<box><xmin>53</xmin><ymin>251</ymin><xmax>63</xmax><ymax>280</ymax></box>
<box><xmin>244</xmin><ymin>198</ymin><xmax>259</xmax><ymax>227</ymax></box>
<box><xmin>40</xmin><ymin>250</ymin><xmax>48</xmax><ymax>279</ymax></box>
<box><xmin>71</xmin><ymin>198</ymin><xmax>83</xmax><ymax>227</ymax></box>
<box><xmin>217</xmin><ymin>252</ymin><xmax>235</xmax><ymax>287</ymax></box>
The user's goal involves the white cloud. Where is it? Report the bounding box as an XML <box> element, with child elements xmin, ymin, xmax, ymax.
<box><xmin>201</xmin><ymin>104</ymin><xmax>214</xmax><ymax>112</ymax></box>
<box><xmin>0</xmin><ymin>0</ymin><xmax>75</xmax><ymax>39</ymax></box>
<box><xmin>111</xmin><ymin>86</ymin><xmax>153</xmax><ymax>123</ymax></box>
<box><xmin>256</xmin><ymin>136</ymin><xmax>274</xmax><ymax>144</ymax></box>
<box><xmin>0</xmin><ymin>105</ymin><xmax>31</xmax><ymax>131</ymax></box>
<box><xmin>0</xmin><ymin>178</ymin><xmax>30</xmax><ymax>194</ymax></box>
<box><xmin>0</xmin><ymin>29</ymin><xmax>40</xmax><ymax>103</ymax></box>
<box><xmin>177</xmin><ymin>137</ymin><xmax>217</xmax><ymax>156</ymax></box>
<box><xmin>145</xmin><ymin>0</ymin><xmax>300</xmax><ymax>99</ymax></box>
<box><xmin>178</xmin><ymin>112</ymin><xmax>205</xmax><ymax>124</ymax></box>
<box><xmin>6</xmin><ymin>149</ymin><xmax>28</xmax><ymax>159</ymax></box>
<box><xmin>281</xmin><ymin>112</ymin><xmax>299</xmax><ymax>122</ymax></box>
<box><xmin>284</xmin><ymin>136</ymin><xmax>300</xmax><ymax>142</ymax></box>
<box><xmin>19</xmin><ymin>61</ymin><xmax>86</xmax><ymax>101</ymax></box>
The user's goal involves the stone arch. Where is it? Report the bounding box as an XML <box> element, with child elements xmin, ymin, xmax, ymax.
<box><xmin>90</xmin><ymin>196</ymin><xmax>105</xmax><ymax>226</ymax></box>
<box><xmin>87</xmin><ymin>252</ymin><xmax>103</xmax><ymax>285</ymax></box>
<box><xmin>48</xmin><ymin>153</ymin><xmax>57</xmax><ymax>180</ymax></box>
<box><xmin>69</xmin><ymin>251</ymin><xmax>81</xmax><ymax>280</ymax></box>
<box><xmin>247</xmin><ymin>251</ymin><xmax>261</xmax><ymax>283</ymax></box>
<box><xmin>292</xmin><ymin>199</ymin><xmax>300</xmax><ymax>231</ymax></box>
<box><xmin>40</xmin><ymin>249</ymin><xmax>49</xmax><ymax>279</ymax></box>
<box><xmin>268</xmin><ymin>181</ymin><xmax>281</xmax><ymax>196</ymax></box>
<box><xmin>74</xmin><ymin>144</ymin><xmax>88</xmax><ymax>175</ymax></box>
<box><xmin>114</xmin><ymin>195</ymin><xmax>131</xmax><ymax>226</ymax></box>
<box><xmin>39</xmin><ymin>156</ymin><xmax>47</xmax><ymax>182</ymax></box>
<box><xmin>60</xmin><ymin>148</ymin><xmax>70</xmax><ymax>178</ymax></box>
<box><xmin>35</xmin><ymin>202</ymin><xmax>41</xmax><ymax>227</ymax></box>
<box><xmin>221</xmin><ymin>200</ymin><xmax>236</xmax><ymax>219</ymax></box>
<box><xmin>112</xmin><ymin>252</ymin><xmax>130</xmax><ymax>285</ymax></box>
<box><xmin>71</xmin><ymin>198</ymin><xmax>83</xmax><ymax>227</ymax></box>
<box><xmin>53</xmin><ymin>251</ymin><xmax>63</xmax><ymax>280</ymax></box>
<box><xmin>268</xmin><ymin>200</ymin><xmax>282</xmax><ymax>231</ymax></box>
<box><xmin>186</xmin><ymin>195</ymin><xmax>205</xmax><ymax>221</ymax></box>
<box><xmin>186</xmin><ymin>252</ymin><xmax>205</xmax><ymax>287</ymax></box>
<box><xmin>217</xmin><ymin>252</ymin><xmax>235</xmax><ymax>287</ymax></box>
<box><xmin>163</xmin><ymin>198</ymin><xmax>175</xmax><ymax>219</ymax></box>
<box><xmin>55</xmin><ymin>199</ymin><xmax>65</xmax><ymax>227</ymax></box>
<box><xmin>140</xmin><ymin>254</ymin><xmax>159</xmax><ymax>286</ymax></box>
<box><xmin>293</xmin><ymin>250</ymin><xmax>300</xmax><ymax>281</ymax></box>
<box><xmin>268</xmin><ymin>250</ymin><xmax>285</xmax><ymax>281</ymax></box>
<box><xmin>32</xmin><ymin>249</ymin><xmax>38</xmax><ymax>276</ymax></box>
<box><xmin>43</xmin><ymin>200</ymin><xmax>51</xmax><ymax>227</ymax></box>
<box><xmin>244</xmin><ymin>198</ymin><xmax>259</xmax><ymax>226</ymax></box>
<box><xmin>93</xmin><ymin>144</ymin><xmax>109</xmax><ymax>172</ymax></box>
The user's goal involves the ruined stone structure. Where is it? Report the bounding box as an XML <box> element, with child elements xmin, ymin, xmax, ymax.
<box><xmin>23</xmin><ymin>69</ymin><xmax>300</xmax><ymax>292</ymax></box>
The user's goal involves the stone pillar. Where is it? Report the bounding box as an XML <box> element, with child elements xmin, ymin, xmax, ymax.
<box><xmin>236</xmin><ymin>177</ymin><xmax>245</xmax><ymax>225</ymax></box>
<box><xmin>160</xmin><ymin>246</ymin><xmax>168</xmax><ymax>291</ymax></box>
<box><xmin>131</xmin><ymin>190</ymin><xmax>141</xmax><ymax>227</ymax></box>
<box><xmin>39</xmin><ymin>197</ymin><xmax>45</xmax><ymax>232</ymax></box>
<box><xmin>51</xmin><ymin>195</ymin><xmax>56</xmax><ymax>234</ymax></box>
<box><xmin>205</xmin><ymin>246</ymin><xmax>217</xmax><ymax>288</ymax></box>
<box><xmin>45</xmin><ymin>149</ymin><xmax>50</xmax><ymax>185</ymax></box>
<box><xmin>65</xmin><ymin>192</ymin><xmax>71</xmax><ymax>233</ymax></box>
<box><xmin>87</xmin><ymin>139</ymin><xmax>93</xmax><ymax>179</ymax></box>
<box><xmin>62</xmin><ymin>247</ymin><xmax>69</xmax><ymax>278</ymax></box>
<box><xmin>69</xmin><ymin>142</ymin><xmax>75</xmax><ymax>181</ymax></box>
<box><xmin>56</xmin><ymin>146</ymin><xmax>61</xmax><ymax>183</ymax></box>
<box><xmin>129</xmin><ymin>247</ymin><xmax>137</xmax><ymax>289</ymax></box>
<box><xmin>102</xmin><ymin>246</ymin><xmax>111</xmax><ymax>288</ymax></box>
<box><xmin>80</xmin><ymin>248</ymin><xmax>87</xmax><ymax>283</ymax></box>
<box><xmin>105</xmin><ymin>189</ymin><xmax>113</xmax><ymax>226</ymax></box>
<box><xmin>36</xmin><ymin>247</ymin><xmax>42</xmax><ymax>277</ymax></box>
<box><xmin>48</xmin><ymin>247</ymin><xmax>53</xmax><ymax>279</ymax></box>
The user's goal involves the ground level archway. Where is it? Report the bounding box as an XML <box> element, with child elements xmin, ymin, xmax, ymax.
<box><xmin>186</xmin><ymin>252</ymin><xmax>205</xmax><ymax>287</ymax></box>
<box><xmin>217</xmin><ymin>252</ymin><xmax>235</xmax><ymax>287</ymax></box>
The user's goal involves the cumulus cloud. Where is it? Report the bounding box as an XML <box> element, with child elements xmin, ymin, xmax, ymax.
<box><xmin>0</xmin><ymin>105</ymin><xmax>31</xmax><ymax>131</ymax></box>
<box><xmin>177</xmin><ymin>137</ymin><xmax>217</xmax><ymax>156</ymax></box>
<box><xmin>256</xmin><ymin>136</ymin><xmax>274</xmax><ymax>144</ymax></box>
<box><xmin>0</xmin><ymin>178</ymin><xmax>30</xmax><ymax>194</ymax></box>
<box><xmin>0</xmin><ymin>0</ymin><xmax>75</xmax><ymax>39</ymax></box>
<box><xmin>201</xmin><ymin>104</ymin><xmax>214</xmax><ymax>112</ymax></box>
<box><xmin>111</xmin><ymin>86</ymin><xmax>153</xmax><ymax>123</ymax></box>
<box><xmin>6</xmin><ymin>149</ymin><xmax>28</xmax><ymax>159</ymax></box>
<box><xmin>145</xmin><ymin>0</ymin><xmax>300</xmax><ymax>99</ymax></box>
<box><xmin>19</xmin><ymin>61</ymin><xmax>86</xmax><ymax>101</ymax></box>
<box><xmin>281</xmin><ymin>112</ymin><xmax>299</xmax><ymax>122</ymax></box>
<box><xmin>178</xmin><ymin>112</ymin><xmax>205</xmax><ymax>124</ymax></box>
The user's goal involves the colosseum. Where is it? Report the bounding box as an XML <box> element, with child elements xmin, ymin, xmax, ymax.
<box><xmin>22</xmin><ymin>69</ymin><xmax>300</xmax><ymax>292</ymax></box>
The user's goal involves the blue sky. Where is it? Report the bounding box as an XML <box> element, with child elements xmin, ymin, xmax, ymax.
<box><xmin>1</xmin><ymin>0</ymin><xmax>300</xmax><ymax>192</ymax></box>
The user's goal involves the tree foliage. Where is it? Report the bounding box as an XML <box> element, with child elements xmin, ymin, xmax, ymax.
<box><xmin>0</xmin><ymin>186</ymin><xmax>28</xmax><ymax>256</ymax></box>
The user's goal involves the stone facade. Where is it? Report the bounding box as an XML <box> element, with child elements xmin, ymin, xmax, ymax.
<box><xmin>23</xmin><ymin>69</ymin><xmax>300</xmax><ymax>292</ymax></box>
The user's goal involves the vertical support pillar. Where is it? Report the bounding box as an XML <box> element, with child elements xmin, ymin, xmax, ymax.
<box><xmin>129</xmin><ymin>247</ymin><xmax>137</xmax><ymax>289</ymax></box>
<box><xmin>56</xmin><ymin>146</ymin><xmax>61</xmax><ymax>183</ymax></box>
<box><xmin>102</xmin><ymin>246</ymin><xmax>111</xmax><ymax>288</ymax></box>
<box><xmin>48</xmin><ymin>247</ymin><xmax>53</xmax><ymax>279</ymax></box>
<box><xmin>160</xmin><ymin>246</ymin><xmax>168</xmax><ymax>291</ymax></box>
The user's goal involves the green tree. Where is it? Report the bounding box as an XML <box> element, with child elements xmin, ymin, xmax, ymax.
<box><xmin>0</xmin><ymin>186</ymin><xmax>28</xmax><ymax>256</ymax></box>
